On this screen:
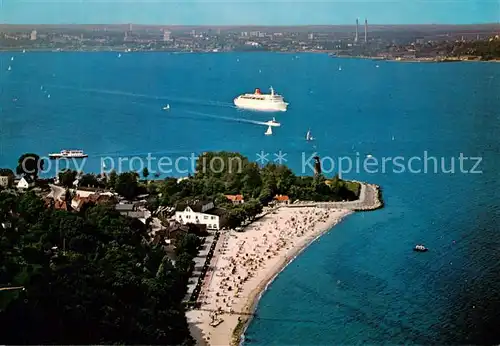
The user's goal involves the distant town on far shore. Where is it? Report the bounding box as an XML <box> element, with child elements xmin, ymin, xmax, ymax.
<box><xmin>1</xmin><ymin>22</ymin><xmax>500</xmax><ymax>61</ymax></box>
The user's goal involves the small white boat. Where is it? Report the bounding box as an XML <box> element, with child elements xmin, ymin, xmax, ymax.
<box><xmin>338</xmin><ymin>66</ymin><xmax>342</xmax><ymax>71</ymax></box>
<box><xmin>163</xmin><ymin>104</ymin><xmax>170</xmax><ymax>111</ymax></box>
<box><xmin>22</xmin><ymin>49</ymin><xmax>26</xmax><ymax>53</ymax></box>
<box><xmin>264</xmin><ymin>117</ymin><xmax>281</xmax><ymax>127</ymax></box>
<box><xmin>414</xmin><ymin>244</ymin><xmax>428</xmax><ymax>252</ymax></box>
<box><xmin>47</xmin><ymin>94</ymin><xmax>51</xmax><ymax>99</ymax></box>
<box><xmin>118</xmin><ymin>53</ymin><xmax>122</xmax><ymax>58</ymax></box>
<box><xmin>49</xmin><ymin>149</ymin><xmax>88</xmax><ymax>159</ymax></box>
<box><xmin>265</xmin><ymin>126</ymin><xmax>273</xmax><ymax>136</ymax></box>
<box><xmin>7</xmin><ymin>66</ymin><xmax>11</xmax><ymax>71</ymax></box>
<box><xmin>11</xmin><ymin>57</ymin><xmax>14</xmax><ymax>61</ymax></box>
<box><xmin>40</xmin><ymin>86</ymin><xmax>43</xmax><ymax>90</ymax></box>
<box><xmin>306</xmin><ymin>129</ymin><xmax>314</xmax><ymax>141</ymax></box>
<box><xmin>392</xmin><ymin>135</ymin><xmax>395</xmax><ymax>141</ymax></box>
<box><xmin>366</xmin><ymin>154</ymin><xmax>373</xmax><ymax>158</ymax></box>
<box><xmin>376</xmin><ymin>65</ymin><xmax>380</xmax><ymax>68</ymax></box>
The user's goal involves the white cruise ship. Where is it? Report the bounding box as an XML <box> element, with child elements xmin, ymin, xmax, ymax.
<box><xmin>49</xmin><ymin>149</ymin><xmax>88</xmax><ymax>159</ymax></box>
<box><xmin>234</xmin><ymin>87</ymin><xmax>288</xmax><ymax>112</ymax></box>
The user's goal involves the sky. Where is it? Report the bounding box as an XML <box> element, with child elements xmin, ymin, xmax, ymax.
<box><xmin>0</xmin><ymin>0</ymin><xmax>498</xmax><ymax>25</ymax></box>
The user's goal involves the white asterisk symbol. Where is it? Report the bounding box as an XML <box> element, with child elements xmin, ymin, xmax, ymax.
<box><xmin>274</xmin><ymin>151</ymin><xmax>287</xmax><ymax>164</ymax></box>
<box><xmin>256</xmin><ymin>151</ymin><xmax>269</xmax><ymax>165</ymax></box>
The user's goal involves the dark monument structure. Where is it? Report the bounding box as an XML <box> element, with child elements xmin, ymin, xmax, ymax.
<box><xmin>314</xmin><ymin>156</ymin><xmax>322</xmax><ymax>175</ymax></box>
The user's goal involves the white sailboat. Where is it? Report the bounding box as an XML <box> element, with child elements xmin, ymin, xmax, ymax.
<box><xmin>7</xmin><ymin>66</ymin><xmax>11</xmax><ymax>71</ymax></box>
<box><xmin>338</xmin><ymin>66</ymin><xmax>342</xmax><ymax>71</ymax></box>
<box><xmin>306</xmin><ymin>129</ymin><xmax>314</xmax><ymax>141</ymax></box>
<box><xmin>22</xmin><ymin>49</ymin><xmax>26</xmax><ymax>53</ymax></box>
<box><xmin>118</xmin><ymin>53</ymin><xmax>122</xmax><ymax>58</ymax></box>
<box><xmin>163</xmin><ymin>104</ymin><xmax>170</xmax><ymax>111</ymax></box>
<box><xmin>391</xmin><ymin>135</ymin><xmax>395</xmax><ymax>141</ymax></box>
<box><xmin>265</xmin><ymin>126</ymin><xmax>273</xmax><ymax>136</ymax></box>
<box><xmin>11</xmin><ymin>57</ymin><xmax>14</xmax><ymax>61</ymax></box>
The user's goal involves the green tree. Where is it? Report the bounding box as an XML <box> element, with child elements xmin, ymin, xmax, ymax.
<box><xmin>142</xmin><ymin>167</ymin><xmax>149</xmax><ymax>181</ymax></box>
<box><xmin>58</xmin><ymin>169</ymin><xmax>78</xmax><ymax>188</ymax></box>
<box><xmin>0</xmin><ymin>168</ymin><xmax>14</xmax><ymax>177</ymax></box>
<box><xmin>241</xmin><ymin>163</ymin><xmax>262</xmax><ymax>198</ymax></box>
<box><xmin>16</xmin><ymin>153</ymin><xmax>44</xmax><ymax>178</ymax></box>
<box><xmin>79</xmin><ymin>173</ymin><xmax>100</xmax><ymax>188</ymax></box>
<box><xmin>258</xmin><ymin>186</ymin><xmax>273</xmax><ymax>205</ymax></box>
<box><xmin>0</xmin><ymin>192</ymin><xmax>195</xmax><ymax>345</ymax></box>
<box><xmin>174</xmin><ymin>233</ymin><xmax>201</xmax><ymax>258</ymax></box>
<box><xmin>107</xmin><ymin>170</ymin><xmax>117</xmax><ymax>189</ymax></box>
<box><xmin>226</xmin><ymin>207</ymin><xmax>246</xmax><ymax>229</ymax></box>
<box><xmin>114</xmin><ymin>172</ymin><xmax>139</xmax><ymax>200</ymax></box>
<box><xmin>242</xmin><ymin>199</ymin><xmax>263</xmax><ymax>221</ymax></box>
<box><xmin>146</xmin><ymin>196</ymin><xmax>159</xmax><ymax>212</ymax></box>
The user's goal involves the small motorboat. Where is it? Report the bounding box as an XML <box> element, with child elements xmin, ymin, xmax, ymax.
<box><xmin>414</xmin><ymin>245</ymin><xmax>428</xmax><ymax>252</ymax></box>
<box><xmin>163</xmin><ymin>104</ymin><xmax>170</xmax><ymax>111</ymax></box>
<box><xmin>264</xmin><ymin>117</ymin><xmax>281</xmax><ymax>127</ymax></box>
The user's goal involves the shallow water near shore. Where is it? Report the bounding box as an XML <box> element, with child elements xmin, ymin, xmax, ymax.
<box><xmin>1</xmin><ymin>52</ymin><xmax>499</xmax><ymax>344</ymax></box>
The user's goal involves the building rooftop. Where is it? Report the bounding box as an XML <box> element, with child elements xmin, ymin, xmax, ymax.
<box><xmin>115</xmin><ymin>203</ymin><xmax>136</xmax><ymax>211</ymax></box>
<box><xmin>225</xmin><ymin>194</ymin><xmax>244</xmax><ymax>202</ymax></box>
<box><xmin>274</xmin><ymin>194</ymin><xmax>290</xmax><ymax>202</ymax></box>
<box><xmin>175</xmin><ymin>199</ymin><xmax>214</xmax><ymax>213</ymax></box>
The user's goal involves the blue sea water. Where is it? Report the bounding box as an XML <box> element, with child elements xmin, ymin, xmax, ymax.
<box><xmin>1</xmin><ymin>52</ymin><xmax>499</xmax><ymax>344</ymax></box>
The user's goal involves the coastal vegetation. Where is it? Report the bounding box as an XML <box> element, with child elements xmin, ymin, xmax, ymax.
<box><xmin>144</xmin><ymin>152</ymin><xmax>360</xmax><ymax>226</ymax></box>
<box><xmin>0</xmin><ymin>151</ymin><xmax>369</xmax><ymax>344</ymax></box>
<box><xmin>451</xmin><ymin>39</ymin><xmax>500</xmax><ymax>60</ymax></box>
<box><xmin>0</xmin><ymin>190</ymin><xmax>195</xmax><ymax>345</ymax></box>
<box><xmin>15</xmin><ymin>153</ymin><xmax>44</xmax><ymax>179</ymax></box>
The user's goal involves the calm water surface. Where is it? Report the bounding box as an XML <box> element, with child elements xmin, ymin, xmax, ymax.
<box><xmin>1</xmin><ymin>52</ymin><xmax>499</xmax><ymax>344</ymax></box>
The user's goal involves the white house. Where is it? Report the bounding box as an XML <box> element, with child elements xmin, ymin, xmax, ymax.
<box><xmin>174</xmin><ymin>200</ymin><xmax>221</xmax><ymax>230</ymax></box>
<box><xmin>0</xmin><ymin>175</ymin><xmax>13</xmax><ymax>189</ymax></box>
<box><xmin>17</xmin><ymin>176</ymin><xmax>35</xmax><ymax>190</ymax></box>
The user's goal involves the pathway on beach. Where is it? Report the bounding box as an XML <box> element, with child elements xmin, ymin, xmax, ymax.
<box><xmin>288</xmin><ymin>183</ymin><xmax>382</xmax><ymax>211</ymax></box>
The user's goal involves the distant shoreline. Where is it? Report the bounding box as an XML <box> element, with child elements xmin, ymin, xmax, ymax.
<box><xmin>335</xmin><ymin>54</ymin><xmax>500</xmax><ymax>63</ymax></box>
<box><xmin>1</xmin><ymin>49</ymin><xmax>498</xmax><ymax>62</ymax></box>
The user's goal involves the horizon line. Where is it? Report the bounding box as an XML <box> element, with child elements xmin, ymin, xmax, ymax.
<box><xmin>1</xmin><ymin>22</ymin><xmax>499</xmax><ymax>27</ymax></box>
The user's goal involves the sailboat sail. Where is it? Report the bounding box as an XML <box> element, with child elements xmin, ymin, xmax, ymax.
<box><xmin>306</xmin><ymin>129</ymin><xmax>313</xmax><ymax>141</ymax></box>
<box><xmin>265</xmin><ymin>126</ymin><xmax>273</xmax><ymax>136</ymax></box>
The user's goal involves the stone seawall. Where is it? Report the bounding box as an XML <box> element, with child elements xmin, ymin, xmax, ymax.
<box><xmin>285</xmin><ymin>182</ymin><xmax>383</xmax><ymax>212</ymax></box>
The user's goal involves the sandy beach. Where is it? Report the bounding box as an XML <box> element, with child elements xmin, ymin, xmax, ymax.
<box><xmin>187</xmin><ymin>206</ymin><xmax>353</xmax><ymax>346</ymax></box>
